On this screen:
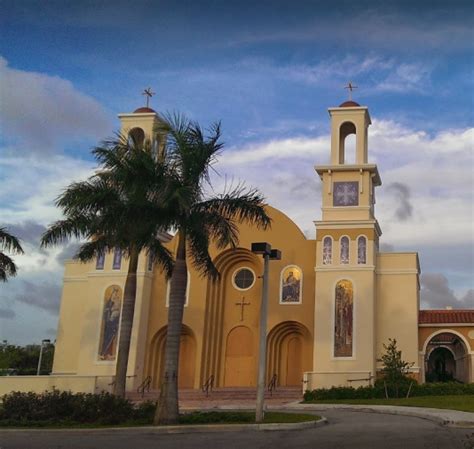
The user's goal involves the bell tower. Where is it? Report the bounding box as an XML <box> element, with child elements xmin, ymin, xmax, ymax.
<box><xmin>311</xmin><ymin>95</ymin><xmax>382</xmax><ymax>389</ymax></box>
<box><xmin>117</xmin><ymin>88</ymin><xmax>164</xmax><ymax>159</ymax></box>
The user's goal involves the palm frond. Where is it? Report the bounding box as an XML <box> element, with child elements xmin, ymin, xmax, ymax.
<box><xmin>0</xmin><ymin>252</ymin><xmax>18</xmax><ymax>281</ymax></box>
<box><xmin>194</xmin><ymin>183</ymin><xmax>271</xmax><ymax>230</ymax></box>
<box><xmin>0</xmin><ymin>227</ymin><xmax>24</xmax><ymax>254</ymax></box>
<box><xmin>186</xmin><ymin>222</ymin><xmax>219</xmax><ymax>280</ymax></box>
<box><xmin>74</xmin><ymin>236</ymin><xmax>110</xmax><ymax>262</ymax></box>
<box><xmin>146</xmin><ymin>239</ymin><xmax>174</xmax><ymax>279</ymax></box>
<box><xmin>40</xmin><ymin>216</ymin><xmax>93</xmax><ymax>248</ymax></box>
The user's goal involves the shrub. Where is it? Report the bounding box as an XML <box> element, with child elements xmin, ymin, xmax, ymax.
<box><xmin>303</xmin><ymin>381</ymin><xmax>474</xmax><ymax>402</ymax></box>
<box><xmin>0</xmin><ymin>390</ymin><xmax>136</xmax><ymax>425</ymax></box>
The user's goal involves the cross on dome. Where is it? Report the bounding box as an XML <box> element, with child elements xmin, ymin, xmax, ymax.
<box><xmin>142</xmin><ymin>87</ymin><xmax>155</xmax><ymax>108</ymax></box>
<box><xmin>344</xmin><ymin>81</ymin><xmax>358</xmax><ymax>101</ymax></box>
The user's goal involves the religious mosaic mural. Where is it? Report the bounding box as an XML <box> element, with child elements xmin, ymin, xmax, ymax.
<box><xmin>98</xmin><ymin>285</ymin><xmax>122</xmax><ymax>361</ymax></box>
<box><xmin>334</xmin><ymin>279</ymin><xmax>353</xmax><ymax>357</ymax></box>
<box><xmin>281</xmin><ymin>266</ymin><xmax>302</xmax><ymax>303</ymax></box>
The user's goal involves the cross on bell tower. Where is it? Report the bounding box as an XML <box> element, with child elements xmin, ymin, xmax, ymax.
<box><xmin>142</xmin><ymin>87</ymin><xmax>155</xmax><ymax>108</ymax></box>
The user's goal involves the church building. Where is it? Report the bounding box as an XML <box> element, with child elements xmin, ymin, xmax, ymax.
<box><xmin>43</xmin><ymin>100</ymin><xmax>474</xmax><ymax>394</ymax></box>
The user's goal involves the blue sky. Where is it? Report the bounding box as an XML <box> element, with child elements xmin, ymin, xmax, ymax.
<box><xmin>0</xmin><ymin>0</ymin><xmax>473</xmax><ymax>344</ymax></box>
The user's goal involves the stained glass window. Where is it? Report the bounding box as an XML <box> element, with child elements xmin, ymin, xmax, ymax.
<box><xmin>340</xmin><ymin>237</ymin><xmax>350</xmax><ymax>264</ymax></box>
<box><xmin>323</xmin><ymin>237</ymin><xmax>332</xmax><ymax>265</ymax></box>
<box><xmin>112</xmin><ymin>247</ymin><xmax>122</xmax><ymax>270</ymax></box>
<box><xmin>358</xmin><ymin>236</ymin><xmax>367</xmax><ymax>264</ymax></box>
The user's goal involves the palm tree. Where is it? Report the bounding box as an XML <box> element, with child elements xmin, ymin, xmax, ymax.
<box><xmin>154</xmin><ymin>115</ymin><xmax>271</xmax><ymax>425</ymax></box>
<box><xmin>41</xmin><ymin>135</ymin><xmax>174</xmax><ymax>397</ymax></box>
<box><xmin>0</xmin><ymin>227</ymin><xmax>24</xmax><ymax>281</ymax></box>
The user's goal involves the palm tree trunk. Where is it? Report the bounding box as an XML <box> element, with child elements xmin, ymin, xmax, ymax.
<box><xmin>155</xmin><ymin>229</ymin><xmax>187</xmax><ymax>425</ymax></box>
<box><xmin>113</xmin><ymin>246</ymin><xmax>139</xmax><ymax>397</ymax></box>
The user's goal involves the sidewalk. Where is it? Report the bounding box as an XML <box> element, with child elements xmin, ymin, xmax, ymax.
<box><xmin>281</xmin><ymin>402</ymin><xmax>474</xmax><ymax>428</ymax></box>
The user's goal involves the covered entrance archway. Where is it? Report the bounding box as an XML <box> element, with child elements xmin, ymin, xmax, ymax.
<box><xmin>424</xmin><ymin>332</ymin><xmax>470</xmax><ymax>383</ymax></box>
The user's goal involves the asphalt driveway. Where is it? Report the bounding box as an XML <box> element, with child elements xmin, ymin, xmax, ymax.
<box><xmin>0</xmin><ymin>410</ymin><xmax>473</xmax><ymax>449</ymax></box>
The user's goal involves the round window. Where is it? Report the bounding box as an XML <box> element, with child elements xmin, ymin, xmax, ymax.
<box><xmin>233</xmin><ymin>268</ymin><xmax>255</xmax><ymax>290</ymax></box>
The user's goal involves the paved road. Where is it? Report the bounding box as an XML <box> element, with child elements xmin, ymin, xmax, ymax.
<box><xmin>0</xmin><ymin>410</ymin><xmax>473</xmax><ymax>449</ymax></box>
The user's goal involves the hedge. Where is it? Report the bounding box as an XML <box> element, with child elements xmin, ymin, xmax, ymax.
<box><xmin>0</xmin><ymin>390</ymin><xmax>156</xmax><ymax>426</ymax></box>
<box><xmin>303</xmin><ymin>382</ymin><xmax>474</xmax><ymax>402</ymax></box>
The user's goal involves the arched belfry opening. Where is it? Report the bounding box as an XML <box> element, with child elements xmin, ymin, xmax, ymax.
<box><xmin>329</xmin><ymin>101</ymin><xmax>371</xmax><ymax>165</ymax></box>
<box><xmin>129</xmin><ymin>127</ymin><xmax>145</xmax><ymax>147</ymax></box>
<box><xmin>339</xmin><ymin>121</ymin><xmax>357</xmax><ymax>164</ymax></box>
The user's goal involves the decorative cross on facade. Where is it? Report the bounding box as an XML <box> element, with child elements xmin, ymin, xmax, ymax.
<box><xmin>142</xmin><ymin>87</ymin><xmax>155</xmax><ymax>107</ymax></box>
<box><xmin>344</xmin><ymin>81</ymin><xmax>358</xmax><ymax>101</ymax></box>
<box><xmin>334</xmin><ymin>182</ymin><xmax>358</xmax><ymax>206</ymax></box>
<box><xmin>235</xmin><ymin>296</ymin><xmax>250</xmax><ymax>321</ymax></box>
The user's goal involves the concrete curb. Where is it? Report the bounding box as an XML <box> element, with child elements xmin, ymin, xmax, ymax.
<box><xmin>282</xmin><ymin>402</ymin><xmax>474</xmax><ymax>428</ymax></box>
<box><xmin>0</xmin><ymin>417</ymin><xmax>327</xmax><ymax>434</ymax></box>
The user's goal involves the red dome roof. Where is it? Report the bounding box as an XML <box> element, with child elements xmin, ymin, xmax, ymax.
<box><xmin>339</xmin><ymin>100</ymin><xmax>361</xmax><ymax>107</ymax></box>
<box><xmin>133</xmin><ymin>106</ymin><xmax>156</xmax><ymax>113</ymax></box>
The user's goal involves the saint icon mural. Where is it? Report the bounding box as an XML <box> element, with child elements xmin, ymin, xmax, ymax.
<box><xmin>281</xmin><ymin>266</ymin><xmax>302</xmax><ymax>303</ymax></box>
<box><xmin>334</xmin><ymin>279</ymin><xmax>353</xmax><ymax>357</ymax></box>
<box><xmin>98</xmin><ymin>285</ymin><xmax>122</xmax><ymax>360</ymax></box>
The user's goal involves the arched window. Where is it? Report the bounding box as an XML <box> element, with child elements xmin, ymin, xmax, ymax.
<box><xmin>323</xmin><ymin>237</ymin><xmax>332</xmax><ymax>265</ymax></box>
<box><xmin>334</xmin><ymin>279</ymin><xmax>353</xmax><ymax>357</ymax></box>
<box><xmin>129</xmin><ymin>127</ymin><xmax>145</xmax><ymax>147</ymax></box>
<box><xmin>340</xmin><ymin>236</ymin><xmax>350</xmax><ymax>264</ymax></box>
<box><xmin>280</xmin><ymin>265</ymin><xmax>303</xmax><ymax>304</ymax></box>
<box><xmin>112</xmin><ymin>247</ymin><xmax>122</xmax><ymax>270</ymax></box>
<box><xmin>357</xmin><ymin>236</ymin><xmax>367</xmax><ymax>264</ymax></box>
<box><xmin>98</xmin><ymin>285</ymin><xmax>122</xmax><ymax>361</ymax></box>
<box><xmin>96</xmin><ymin>252</ymin><xmax>105</xmax><ymax>270</ymax></box>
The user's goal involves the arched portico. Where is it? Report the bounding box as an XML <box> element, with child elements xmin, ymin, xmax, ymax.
<box><xmin>421</xmin><ymin>331</ymin><xmax>471</xmax><ymax>383</ymax></box>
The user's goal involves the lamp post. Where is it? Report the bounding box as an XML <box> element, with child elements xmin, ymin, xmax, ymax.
<box><xmin>251</xmin><ymin>242</ymin><xmax>281</xmax><ymax>423</ymax></box>
<box><xmin>36</xmin><ymin>339</ymin><xmax>51</xmax><ymax>376</ymax></box>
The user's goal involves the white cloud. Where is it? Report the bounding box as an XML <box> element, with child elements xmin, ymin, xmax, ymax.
<box><xmin>0</xmin><ymin>56</ymin><xmax>112</xmax><ymax>153</ymax></box>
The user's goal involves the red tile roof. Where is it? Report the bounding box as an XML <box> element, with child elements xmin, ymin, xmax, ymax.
<box><xmin>419</xmin><ymin>309</ymin><xmax>474</xmax><ymax>324</ymax></box>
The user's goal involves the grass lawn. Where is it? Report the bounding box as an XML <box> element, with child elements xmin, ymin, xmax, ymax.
<box><xmin>306</xmin><ymin>395</ymin><xmax>474</xmax><ymax>413</ymax></box>
<box><xmin>0</xmin><ymin>411</ymin><xmax>320</xmax><ymax>428</ymax></box>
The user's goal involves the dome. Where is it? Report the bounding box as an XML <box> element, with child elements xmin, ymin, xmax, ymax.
<box><xmin>339</xmin><ymin>100</ymin><xmax>360</xmax><ymax>107</ymax></box>
<box><xmin>133</xmin><ymin>106</ymin><xmax>156</xmax><ymax>113</ymax></box>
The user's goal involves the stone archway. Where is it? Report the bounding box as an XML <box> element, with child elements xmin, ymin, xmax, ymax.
<box><xmin>267</xmin><ymin>321</ymin><xmax>312</xmax><ymax>387</ymax></box>
<box><xmin>147</xmin><ymin>324</ymin><xmax>196</xmax><ymax>389</ymax></box>
<box><xmin>424</xmin><ymin>332</ymin><xmax>470</xmax><ymax>383</ymax></box>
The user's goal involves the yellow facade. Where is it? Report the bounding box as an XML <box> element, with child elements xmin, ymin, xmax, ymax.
<box><xmin>2</xmin><ymin>101</ymin><xmax>472</xmax><ymax>397</ymax></box>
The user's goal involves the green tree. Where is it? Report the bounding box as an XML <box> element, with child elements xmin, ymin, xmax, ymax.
<box><xmin>380</xmin><ymin>338</ymin><xmax>414</xmax><ymax>397</ymax></box>
<box><xmin>0</xmin><ymin>342</ymin><xmax>55</xmax><ymax>375</ymax></box>
<box><xmin>41</xmin><ymin>135</ymin><xmax>174</xmax><ymax>397</ymax></box>
<box><xmin>154</xmin><ymin>115</ymin><xmax>271</xmax><ymax>425</ymax></box>
<box><xmin>0</xmin><ymin>227</ymin><xmax>24</xmax><ymax>281</ymax></box>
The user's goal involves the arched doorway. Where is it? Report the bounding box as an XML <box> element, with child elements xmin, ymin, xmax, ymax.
<box><xmin>148</xmin><ymin>324</ymin><xmax>196</xmax><ymax>389</ymax></box>
<box><xmin>267</xmin><ymin>321</ymin><xmax>312</xmax><ymax>387</ymax></box>
<box><xmin>427</xmin><ymin>347</ymin><xmax>456</xmax><ymax>382</ymax></box>
<box><xmin>424</xmin><ymin>332</ymin><xmax>469</xmax><ymax>383</ymax></box>
<box><xmin>224</xmin><ymin>326</ymin><xmax>255</xmax><ymax>386</ymax></box>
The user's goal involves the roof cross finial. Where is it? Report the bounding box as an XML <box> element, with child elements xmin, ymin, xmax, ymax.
<box><xmin>142</xmin><ymin>87</ymin><xmax>155</xmax><ymax>108</ymax></box>
<box><xmin>344</xmin><ymin>81</ymin><xmax>358</xmax><ymax>101</ymax></box>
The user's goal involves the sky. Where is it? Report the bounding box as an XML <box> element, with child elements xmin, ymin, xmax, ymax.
<box><xmin>0</xmin><ymin>0</ymin><xmax>473</xmax><ymax>344</ymax></box>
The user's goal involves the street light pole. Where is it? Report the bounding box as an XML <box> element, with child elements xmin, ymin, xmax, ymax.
<box><xmin>36</xmin><ymin>339</ymin><xmax>50</xmax><ymax>376</ymax></box>
<box><xmin>255</xmin><ymin>249</ymin><xmax>270</xmax><ymax>423</ymax></box>
<box><xmin>251</xmin><ymin>242</ymin><xmax>281</xmax><ymax>423</ymax></box>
